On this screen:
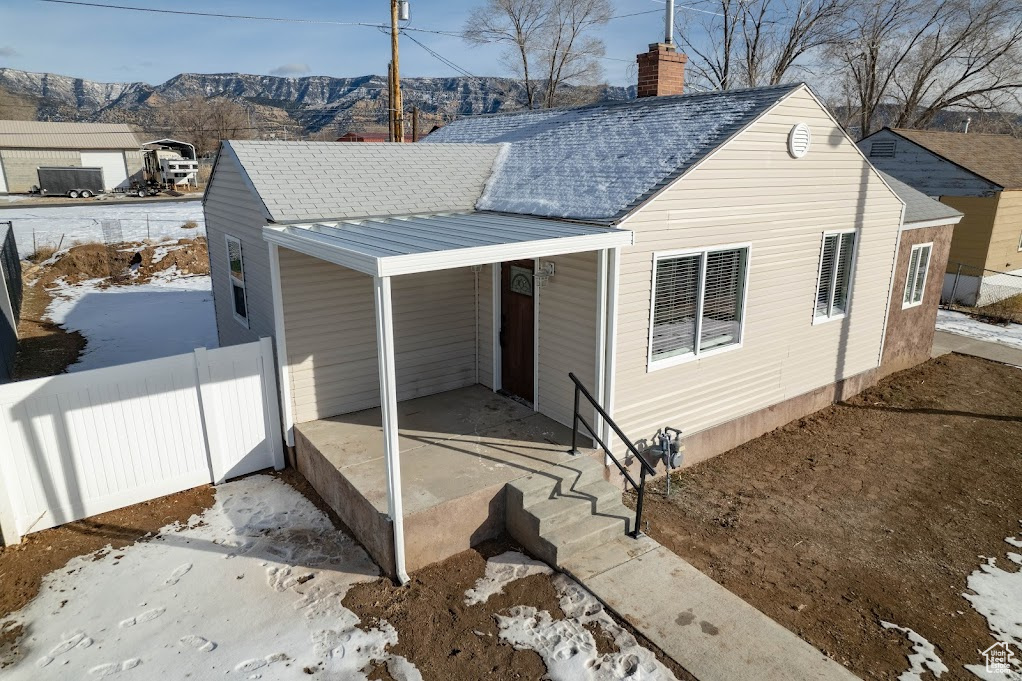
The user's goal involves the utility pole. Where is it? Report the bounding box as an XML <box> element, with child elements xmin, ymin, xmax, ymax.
<box><xmin>388</xmin><ymin>61</ymin><xmax>395</xmax><ymax>142</ymax></box>
<box><xmin>412</xmin><ymin>106</ymin><xmax>419</xmax><ymax>142</ymax></box>
<box><xmin>390</xmin><ymin>0</ymin><xmax>405</xmax><ymax>142</ymax></box>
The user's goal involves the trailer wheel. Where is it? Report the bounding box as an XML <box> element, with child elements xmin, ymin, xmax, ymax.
<box><xmin>68</xmin><ymin>190</ymin><xmax>80</xmax><ymax>199</ymax></box>
<box><xmin>79</xmin><ymin>190</ymin><xmax>92</xmax><ymax>198</ymax></box>
<box><xmin>136</xmin><ymin>188</ymin><xmax>146</xmax><ymax>197</ymax></box>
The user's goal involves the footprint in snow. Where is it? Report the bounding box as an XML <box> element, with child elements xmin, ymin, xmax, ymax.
<box><xmin>119</xmin><ymin>607</ymin><xmax>165</xmax><ymax>628</ymax></box>
<box><xmin>179</xmin><ymin>634</ymin><xmax>217</xmax><ymax>652</ymax></box>
<box><xmin>235</xmin><ymin>653</ymin><xmax>288</xmax><ymax>673</ymax></box>
<box><xmin>36</xmin><ymin>631</ymin><xmax>93</xmax><ymax>667</ymax></box>
<box><xmin>165</xmin><ymin>563</ymin><xmax>192</xmax><ymax>586</ymax></box>
<box><xmin>88</xmin><ymin>658</ymin><xmax>140</xmax><ymax>677</ymax></box>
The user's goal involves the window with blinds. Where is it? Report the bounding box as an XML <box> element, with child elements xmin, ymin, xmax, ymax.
<box><xmin>815</xmin><ymin>231</ymin><xmax>856</xmax><ymax>320</ymax></box>
<box><xmin>903</xmin><ymin>242</ymin><xmax>932</xmax><ymax>308</ymax></box>
<box><xmin>650</xmin><ymin>246</ymin><xmax>748</xmax><ymax>366</ymax></box>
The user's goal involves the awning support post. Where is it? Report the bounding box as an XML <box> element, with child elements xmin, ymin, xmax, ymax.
<box><xmin>374</xmin><ymin>275</ymin><xmax>409</xmax><ymax>584</ymax></box>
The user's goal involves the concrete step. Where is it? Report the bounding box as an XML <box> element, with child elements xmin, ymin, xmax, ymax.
<box><xmin>523</xmin><ymin>479</ymin><xmax>623</xmax><ymax>534</ymax></box>
<box><xmin>541</xmin><ymin>509</ymin><xmax>632</xmax><ymax>565</ymax></box>
<box><xmin>508</xmin><ymin>456</ymin><xmax>608</xmax><ymax>506</ymax></box>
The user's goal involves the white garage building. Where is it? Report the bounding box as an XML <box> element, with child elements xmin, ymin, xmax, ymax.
<box><xmin>0</xmin><ymin>120</ymin><xmax>143</xmax><ymax>194</ymax></box>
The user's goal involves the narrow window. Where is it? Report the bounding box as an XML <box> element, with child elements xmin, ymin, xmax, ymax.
<box><xmin>903</xmin><ymin>242</ymin><xmax>933</xmax><ymax>308</ymax></box>
<box><xmin>226</xmin><ymin>235</ymin><xmax>249</xmax><ymax>327</ymax></box>
<box><xmin>650</xmin><ymin>246</ymin><xmax>749</xmax><ymax>367</ymax></box>
<box><xmin>1017</xmin><ymin>231</ymin><xmax>1022</xmax><ymax>252</ymax></box>
<box><xmin>815</xmin><ymin>231</ymin><xmax>857</xmax><ymax>321</ymax></box>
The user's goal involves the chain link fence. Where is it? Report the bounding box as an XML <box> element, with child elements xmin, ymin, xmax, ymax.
<box><xmin>943</xmin><ymin>261</ymin><xmax>1022</xmax><ymax>324</ymax></box>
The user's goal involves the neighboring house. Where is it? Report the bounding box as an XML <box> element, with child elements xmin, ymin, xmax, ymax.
<box><xmin>203</xmin><ymin>44</ymin><xmax>958</xmax><ymax>580</ymax></box>
<box><xmin>336</xmin><ymin>132</ymin><xmax>390</xmax><ymax>143</ymax></box>
<box><xmin>858</xmin><ymin>128</ymin><xmax>1022</xmax><ymax>305</ymax></box>
<box><xmin>0</xmin><ymin>222</ymin><xmax>22</xmax><ymax>382</ymax></box>
<box><xmin>0</xmin><ymin>120</ymin><xmax>143</xmax><ymax>193</ymax></box>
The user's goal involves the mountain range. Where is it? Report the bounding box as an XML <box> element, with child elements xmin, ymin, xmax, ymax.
<box><xmin>0</xmin><ymin>67</ymin><xmax>635</xmax><ymax>137</ymax></box>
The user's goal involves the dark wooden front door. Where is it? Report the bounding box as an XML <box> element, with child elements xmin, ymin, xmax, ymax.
<box><xmin>501</xmin><ymin>260</ymin><xmax>535</xmax><ymax>402</ymax></box>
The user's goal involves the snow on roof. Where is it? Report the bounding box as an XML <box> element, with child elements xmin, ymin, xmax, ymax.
<box><xmin>424</xmin><ymin>83</ymin><xmax>803</xmax><ymax>222</ymax></box>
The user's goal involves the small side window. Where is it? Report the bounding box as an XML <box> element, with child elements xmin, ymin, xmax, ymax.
<box><xmin>903</xmin><ymin>243</ymin><xmax>933</xmax><ymax>308</ymax></box>
<box><xmin>226</xmin><ymin>235</ymin><xmax>249</xmax><ymax>327</ymax></box>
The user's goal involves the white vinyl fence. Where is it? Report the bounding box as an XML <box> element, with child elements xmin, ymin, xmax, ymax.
<box><xmin>0</xmin><ymin>338</ymin><xmax>283</xmax><ymax>544</ymax></box>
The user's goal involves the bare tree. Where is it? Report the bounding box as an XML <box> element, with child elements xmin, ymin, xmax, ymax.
<box><xmin>463</xmin><ymin>0</ymin><xmax>612</xmax><ymax>108</ymax></box>
<box><xmin>833</xmin><ymin>0</ymin><xmax>1022</xmax><ymax>136</ymax></box>
<box><xmin>167</xmin><ymin>96</ymin><xmax>252</xmax><ymax>155</ymax></box>
<box><xmin>464</xmin><ymin>0</ymin><xmax>548</xmax><ymax>108</ymax></box>
<box><xmin>680</xmin><ymin>0</ymin><xmax>850</xmax><ymax>90</ymax></box>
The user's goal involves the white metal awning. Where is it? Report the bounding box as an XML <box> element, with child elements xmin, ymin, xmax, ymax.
<box><xmin>262</xmin><ymin>211</ymin><xmax>633</xmax><ymax>276</ymax></box>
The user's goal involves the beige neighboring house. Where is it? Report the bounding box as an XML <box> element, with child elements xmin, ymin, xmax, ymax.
<box><xmin>859</xmin><ymin>127</ymin><xmax>1022</xmax><ymax>305</ymax></box>
<box><xmin>202</xmin><ymin>45</ymin><xmax>960</xmax><ymax>582</ymax></box>
<box><xmin>0</xmin><ymin>120</ymin><xmax>143</xmax><ymax>193</ymax></box>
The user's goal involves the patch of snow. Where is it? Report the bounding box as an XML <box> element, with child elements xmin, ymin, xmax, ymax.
<box><xmin>937</xmin><ymin>310</ymin><xmax>1022</xmax><ymax>350</ymax></box>
<box><xmin>2</xmin><ymin>475</ymin><xmax>421</xmax><ymax>681</ymax></box>
<box><xmin>3</xmin><ymin>200</ymin><xmax>204</xmax><ymax>258</ymax></box>
<box><xmin>963</xmin><ymin>550</ymin><xmax>1022</xmax><ymax>680</ymax></box>
<box><xmin>464</xmin><ymin>550</ymin><xmax>552</xmax><ymax>606</ymax></box>
<box><xmin>45</xmin><ymin>269</ymin><xmax>217</xmax><ymax>371</ymax></box>
<box><xmin>881</xmin><ymin>621</ymin><xmax>948</xmax><ymax>681</ymax></box>
<box><xmin>494</xmin><ymin>567</ymin><xmax>679</xmax><ymax>681</ymax></box>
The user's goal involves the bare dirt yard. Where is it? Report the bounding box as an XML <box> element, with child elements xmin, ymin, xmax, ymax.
<box><xmin>632</xmin><ymin>353</ymin><xmax>1022</xmax><ymax>679</ymax></box>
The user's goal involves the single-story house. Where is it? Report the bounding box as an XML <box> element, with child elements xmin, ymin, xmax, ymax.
<box><xmin>858</xmin><ymin>128</ymin><xmax>1022</xmax><ymax>305</ymax></box>
<box><xmin>0</xmin><ymin>120</ymin><xmax>143</xmax><ymax>193</ymax></box>
<box><xmin>203</xmin><ymin>44</ymin><xmax>960</xmax><ymax>581</ymax></box>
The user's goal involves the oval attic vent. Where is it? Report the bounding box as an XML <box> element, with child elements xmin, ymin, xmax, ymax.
<box><xmin>788</xmin><ymin>123</ymin><xmax>812</xmax><ymax>158</ymax></box>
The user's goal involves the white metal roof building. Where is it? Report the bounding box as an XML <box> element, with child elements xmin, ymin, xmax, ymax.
<box><xmin>0</xmin><ymin>120</ymin><xmax>143</xmax><ymax>194</ymax></box>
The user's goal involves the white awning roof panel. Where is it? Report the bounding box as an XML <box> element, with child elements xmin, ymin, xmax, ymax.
<box><xmin>263</xmin><ymin>211</ymin><xmax>634</xmax><ymax>277</ymax></box>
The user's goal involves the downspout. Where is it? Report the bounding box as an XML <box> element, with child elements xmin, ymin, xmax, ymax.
<box><xmin>602</xmin><ymin>247</ymin><xmax>621</xmax><ymax>463</ymax></box>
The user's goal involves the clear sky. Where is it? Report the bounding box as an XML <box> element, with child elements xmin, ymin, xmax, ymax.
<box><xmin>0</xmin><ymin>0</ymin><xmax>689</xmax><ymax>87</ymax></box>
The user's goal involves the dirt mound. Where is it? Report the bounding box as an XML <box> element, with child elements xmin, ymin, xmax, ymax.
<box><xmin>35</xmin><ymin>237</ymin><xmax>208</xmax><ymax>289</ymax></box>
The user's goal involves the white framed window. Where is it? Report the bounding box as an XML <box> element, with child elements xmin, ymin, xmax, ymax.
<box><xmin>648</xmin><ymin>244</ymin><xmax>750</xmax><ymax>369</ymax></box>
<box><xmin>903</xmin><ymin>242</ymin><xmax>933</xmax><ymax>308</ymax></box>
<box><xmin>814</xmin><ymin>230</ymin><xmax>857</xmax><ymax>322</ymax></box>
<box><xmin>225</xmin><ymin>235</ymin><xmax>249</xmax><ymax>328</ymax></box>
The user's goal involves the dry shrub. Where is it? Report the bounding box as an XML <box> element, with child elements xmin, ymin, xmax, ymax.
<box><xmin>181</xmin><ymin>220</ymin><xmax>199</xmax><ymax>230</ymax></box>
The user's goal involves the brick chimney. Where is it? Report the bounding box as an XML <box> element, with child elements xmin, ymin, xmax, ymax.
<box><xmin>636</xmin><ymin>43</ymin><xmax>687</xmax><ymax>98</ymax></box>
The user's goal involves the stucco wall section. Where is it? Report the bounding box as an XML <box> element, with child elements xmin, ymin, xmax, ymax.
<box><xmin>881</xmin><ymin>224</ymin><xmax>954</xmax><ymax>377</ymax></box>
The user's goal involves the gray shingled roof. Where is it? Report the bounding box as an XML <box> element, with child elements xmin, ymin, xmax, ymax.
<box><xmin>223</xmin><ymin>140</ymin><xmax>501</xmax><ymax>223</ymax></box>
<box><xmin>0</xmin><ymin>120</ymin><xmax>140</xmax><ymax>150</ymax></box>
<box><xmin>877</xmin><ymin>170</ymin><xmax>962</xmax><ymax>225</ymax></box>
<box><xmin>424</xmin><ymin>83</ymin><xmax>803</xmax><ymax>222</ymax></box>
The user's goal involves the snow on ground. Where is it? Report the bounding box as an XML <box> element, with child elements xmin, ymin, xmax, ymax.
<box><xmin>2</xmin><ymin>475</ymin><xmax>422</xmax><ymax>681</ymax></box>
<box><xmin>962</xmin><ymin>526</ymin><xmax>1022</xmax><ymax>680</ymax></box>
<box><xmin>937</xmin><ymin>310</ymin><xmax>1022</xmax><ymax>350</ymax></box>
<box><xmin>2</xmin><ymin>200</ymin><xmax>204</xmax><ymax>258</ymax></box>
<box><xmin>45</xmin><ymin>268</ymin><xmax>217</xmax><ymax>371</ymax></box>
<box><xmin>880</xmin><ymin>621</ymin><xmax>948</xmax><ymax>681</ymax></box>
<box><xmin>476</xmin><ymin>552</ymin><xmax>679</xmax><ymax>681</ymax></box>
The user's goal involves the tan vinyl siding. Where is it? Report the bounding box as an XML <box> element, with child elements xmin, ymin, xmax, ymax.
<box><xmin>611</xmin><ymin>87</ymin><xmax>903</xmax><ymax>445</ymax></box>
<box><xmin>280</xmin><ymin>249</ymin><xmax>479</xmax><ymax>422</ymax></box>
<box><xmin>0</xmin><ymin>149</ymin><xmax>80</xmax><ymax>193</ymax></box>
<box><xmin>478</xmin><ymin>264</ymin><xmax>494</xmax><ymax>389</ymax></box>
<box><xmin>536</xmin><ymin>252</ymin><xmax>598</xmax><ymax>428</ymax></box>
<box><xmin>940</xmin><ymin>195</ymin><xmax>998</xmax><ymax>272</ymax></box>
<box><xmin>985</xmin><ymin>190</ymin><xmax>1022</xmax><ymax>272</ymax></box>
<box><xmin>202</xmin><ymin>153</ymin><xmax>274</xmax><ymax>347</ymax></box>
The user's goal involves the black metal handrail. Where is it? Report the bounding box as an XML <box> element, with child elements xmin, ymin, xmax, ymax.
<box><xmin>568</xmin><ymin>372</ymin><xmax>657</xmax><ymax>539</ymax></box>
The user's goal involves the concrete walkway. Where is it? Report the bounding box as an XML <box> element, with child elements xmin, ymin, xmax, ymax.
<box><xmin>563</xmin><ymin>535</ymin><xmax>859</xmax><ymax>681</ymax></box>
<box><xmin>932</xmin><ymin>329</ymin><xmax>1022</xmax><ymax>365</ymax></box>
